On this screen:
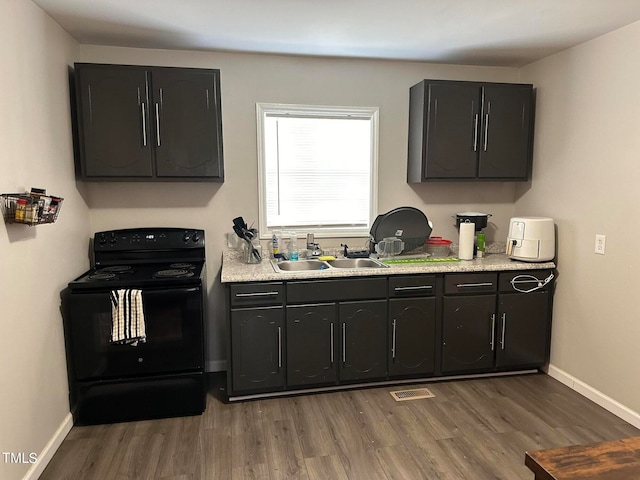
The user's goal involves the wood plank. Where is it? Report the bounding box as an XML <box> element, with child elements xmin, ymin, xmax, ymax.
<box><xmin>286</xmin><ymin>394</ymin><xmax>340</xmax><ymax>458</ymax></box>
<box><xmin>230</xmin><ymin>401</ymin><xmax>267</xmax><ymax>469</ymax></box>
<box><xmin>304</xmin><ymin>455</ymin><xmax>350</xmax><ymax>480</ymax></box>
<box><xmin>231</xmin><ymin>463</ymin><xmax>270</xmax><ymax>480</ymax></box>
<box><xmin>157</xmin><ymin>415</ymin><xmax>204</xmax><ymax>478</ymax></box>
<box><xmin>263</xmin><ymin>418</ymin><xmax>309</xmax><ymax>480</ymax></box>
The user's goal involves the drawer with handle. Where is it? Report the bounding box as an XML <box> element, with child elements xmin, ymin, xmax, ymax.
<box><xmin>230</xmin><ymin>282</ymin><xmax>284</xmax><ymax>307</ymax></box>
<box><xmin>388</xmin><ymin>275</ymin><xmax>436</xmax><ymax>297</ymax></box>
<box><xmin>444</xmin><ymin>273</ymin><xmax>497</xmax><ymax>295</ymax></box>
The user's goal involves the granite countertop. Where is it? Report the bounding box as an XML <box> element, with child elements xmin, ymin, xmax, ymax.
<box><xmin>220</xmin><ymin>250</ymin><xmax>556</xmax><ymax>284</ymax></box>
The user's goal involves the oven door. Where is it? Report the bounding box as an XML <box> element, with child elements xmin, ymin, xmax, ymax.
<box><xmin>65</xmin><ymin>286</ymin><xmax>204</xmax><ymax>380</ymax></box>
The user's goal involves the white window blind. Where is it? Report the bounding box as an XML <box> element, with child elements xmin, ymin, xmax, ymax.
<box><xmin>257</xmin><ymin>103</ymin><xmax>378</xmax><ymax>237</ymax></box>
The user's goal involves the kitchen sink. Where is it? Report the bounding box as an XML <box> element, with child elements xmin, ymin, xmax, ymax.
<box><xmin>326</xmin><ymin>258</ymin><xmax>388</xmax><ymax>269</ymax></box>
<box><xmin>271</xmin><ymin>257</ymin><xmax>388</xmax><ymax>273</ymax></box>
<box><xmin>271</xmin><ymin>260</ymin><xmax>330</xmax><ymax>272</ymax></box>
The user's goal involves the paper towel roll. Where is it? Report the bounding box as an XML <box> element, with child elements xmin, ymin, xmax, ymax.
<box><xmin>458</xmin><ymin>222</ymin><xmax>475</xmax><ymax>260</ymax></box>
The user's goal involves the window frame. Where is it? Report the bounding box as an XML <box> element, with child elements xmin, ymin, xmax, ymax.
<box><xmin>256</xmin><ymin>102</ymin><xmax>379</xmax><ymax>239</ymax></box>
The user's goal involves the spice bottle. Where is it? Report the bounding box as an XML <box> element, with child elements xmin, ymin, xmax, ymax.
<box><xmin>15</xmin><ymin>198</ymin><xmax>27</xmax><ymax>222</ymax></box>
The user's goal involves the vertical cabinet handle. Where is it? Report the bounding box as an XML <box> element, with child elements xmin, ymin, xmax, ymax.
<box><xmin>155</xmin><ymin>102</ymin><xmax>161</xmax><ymax>147</ymax></box>
<box><xmin>277</xmin><ymin>326</ymin><xmax>282</xmax><ymax>369</ymax></box>
<box><xmin>490</xmin><ymin>314</ymin><xmax>496</xmax><ymax>351</ymax></box>
<box><xmin>137</xmin><ymin>87</ymin><xmax>147</xmax><ymax>147</ymax></box>
<box><xmin>141</xmin><ymin>102</ymin><xmax>147</xmax><ymax>147</ymax></box>
<box><xmin>473</xmin><ymin>113</ymin><xmax>479</xmax><ymax>152</ymax></box>
<box><xmin>330</xmin><ymin>322</ymin><xmax>334</xmax><ymax>365</ymax></box>
<box><xmin>392</xmin><ymin>319</ymin><xmax>397</xmax><ymax>359</ymax></box>
<box><xmin>483</xmin><ymin>110</ymin><xmax>490</xmax><ymax>151</ymax></box>
<box><xmin>342</xmin><ymin>323</ymin><xmax>346</xmax><ymax>364</ymax></box>
<box><xmin>501</xmin><ymin>313</ymin><xmax>506</xmax><ymax>350</ymax></box>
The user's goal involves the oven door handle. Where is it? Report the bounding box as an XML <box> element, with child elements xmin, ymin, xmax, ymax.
<box><xmin>141</xmin><ymin>286</ymin><xmax>201</xmax><ymax>295</ymax></box>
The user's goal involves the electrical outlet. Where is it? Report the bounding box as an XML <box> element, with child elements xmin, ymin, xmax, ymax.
<box><xmin>595</xmin><ymin>234</ymin><xmax>606</xmax><ymax>255</ymax></box>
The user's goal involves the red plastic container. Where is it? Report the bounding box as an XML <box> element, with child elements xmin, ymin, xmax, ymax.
<box><xmin>426</xmin><ymin>237</ymin><xmax>452</xmax><ymax>257</ymax></box>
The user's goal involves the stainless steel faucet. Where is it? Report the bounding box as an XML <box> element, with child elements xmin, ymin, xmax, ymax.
<box><xmin>306</xmin><ymin>233</ymin><xmax>322</xmax><ymax>257</ymax></box>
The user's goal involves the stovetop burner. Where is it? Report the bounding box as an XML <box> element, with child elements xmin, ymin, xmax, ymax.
<box><xmin>153</xmin><ymin>269</ymin><xmax>195</xmax><ymax>279</ymax></box>
<box><xmin>169</xmin><ymin>263</ymin><xmax>195</xmax><ymax>269</ymax></box>
<box><xmin>100</xmin><ymin>265</ymin><xmax>135</xmax><ymax>273</ymax></box>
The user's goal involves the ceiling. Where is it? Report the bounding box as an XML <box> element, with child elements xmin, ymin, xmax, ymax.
<box><xmin>32</xmin><ymin>0</ymin><xmax>640</xmax><ymax>67</ymax></box>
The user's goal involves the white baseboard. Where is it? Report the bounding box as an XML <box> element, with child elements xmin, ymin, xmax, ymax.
<box><xmin>546</xmin><ymin>364</ymin><xmax>640</xmax><ymax>429</ymax></box>
<box><xmin>206</xmin><ymin>359</ymin><xmax>227</xmax><ymax>372</ymax></box>
<box><xmin>23</xmin><ymin>412</ymin><xmax>73</xmax><ymax>480</ymax></box>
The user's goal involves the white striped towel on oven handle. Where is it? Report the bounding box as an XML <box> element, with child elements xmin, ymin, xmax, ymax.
<box><xmin>110</xmin><ymin>289</ymin><xmax>146</xmax><ymax>345</ymax></box>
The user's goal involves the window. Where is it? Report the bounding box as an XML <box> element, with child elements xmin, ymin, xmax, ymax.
<box><xmin>256</xmin><ymin>103</ymin><xmax>378</xmax><ymax>238</ymax></box>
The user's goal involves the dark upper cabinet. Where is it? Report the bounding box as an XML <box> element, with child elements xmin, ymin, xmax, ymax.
<box><xmin>74</xmin><ymin>63</ymin><xmax>224</xmax><ymax>181</ymax></box>
<box><xmin>408</xmin><ymin>79</ymin><xmax>533</xmax><ymax>182</ymax></box>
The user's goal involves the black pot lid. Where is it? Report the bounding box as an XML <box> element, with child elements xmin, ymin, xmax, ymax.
<box><xmin>370</xmin><ymin>207</ymin><xmax>432</xmax><ymax>252</ymax></box>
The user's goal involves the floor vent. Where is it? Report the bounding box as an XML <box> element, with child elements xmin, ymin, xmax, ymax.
<box><xmin>389</xmin><ymin>388</ymin><xmax>435</xmax><ymax>402</ymax></box>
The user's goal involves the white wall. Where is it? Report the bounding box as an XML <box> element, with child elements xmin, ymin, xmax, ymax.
<box><xmin>77</xmin><ymin>45</ymin><xmax>521</xmax><ymax>371</ymax></box>
<box><xmin>519</xmin><ymin>20</ymin><xmax>640</xmax><ymax>413</ymax></box>
<box><xmin>0</xmin><ymin>1</ymin><xmax>87</xmax><ymax>479</ymax></box>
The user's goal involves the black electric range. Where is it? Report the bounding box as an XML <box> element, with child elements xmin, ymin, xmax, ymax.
<box><xmin>62</xmin><ymin>227</ymin><xmax>208</xmax><ymax>425</ymax></box>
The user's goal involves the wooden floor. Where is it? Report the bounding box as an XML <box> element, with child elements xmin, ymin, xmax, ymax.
<box><xmin>40</xmin><ymin>373</ymin><xmax>640</xmax><ymax>480</ymax></box>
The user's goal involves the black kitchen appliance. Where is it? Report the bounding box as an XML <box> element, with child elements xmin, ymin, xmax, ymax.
<box><xmin>369</xmin><ymin>206</ymin><xmax>432</xmax><ymax>254</ymax></box>
<box><xmin>61</xmin><ymin>227</ymin><xmax>207</xmax><ymax>425</ymax></box>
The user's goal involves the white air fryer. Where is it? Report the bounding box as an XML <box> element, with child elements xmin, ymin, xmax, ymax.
<box><xmin>506</xmin><ymin>217</ymin><xmax>555</xmax><ymax>262</ymax></box>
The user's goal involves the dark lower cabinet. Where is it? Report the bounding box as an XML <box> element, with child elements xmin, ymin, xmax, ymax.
<box><xmin>388</xmin><ymin>297</ymin><xmax>436</xmax><ymax>377</ymax></box>
<box><xmin>496</xmin><ymin>291</ymin><xmax>550</xmax><ymax>368</ymax></box>
<box><xmin>339</xmin><ymin>300</ymin><xmax>388</xmax><ymax>382</ymax></box>
<box><xmin>230</xmin><ymin>306</ymin><xmax>284</xmax><ymax>393</ymax></box>
<box><xmin>226</xmin><ymin>269</ymin><xmax>554</xmax><ymax>399</ymax></box>
<box><xmin>286</xmin><ymin>304</ymin><xmax>337</xmax><ymax>387</ymax></box>
<box><xmin>442</xmin><ymin>294</ymin><xmax>497</xmax><ymax>374</ymax></box>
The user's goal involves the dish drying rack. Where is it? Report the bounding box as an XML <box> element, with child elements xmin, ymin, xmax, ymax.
<box><xmin>1</xmin><ymin>190</ymin><xmax>63</xmax><ymax>226</ymax></box>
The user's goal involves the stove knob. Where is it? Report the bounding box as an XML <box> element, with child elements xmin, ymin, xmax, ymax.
<box><xmin>182</xmin><ymin>233</ymin><xmax>191</xmax><ymax>242</ymax></box>
<box><xmin>98</xmin><ymin>235</ymin><xmax>107</xmax><ymax>245</ymax></box>
<box><xmin>192</xmin><ymin>234</ymin><xmax>200</xmax><ymax>243</ymax></box>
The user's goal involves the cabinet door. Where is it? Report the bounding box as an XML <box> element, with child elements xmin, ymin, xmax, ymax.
<box><xmin>230</xmin><ymin>306</ymin><xmax>284</xmax><ymax>393</ymax></box>
<box><xmin>496</xmin><ymin>292</ymin><xmax>549</xmax><ymax>368</ymax></box>
<box><xmin>478</xmin><ymin>84</ymin><xmax>532</xmax><ymax>179</ymax></box>
<box><xmin>424</xmin><ymin>83</ymin><xmax>480</xmax><ymax>179</ymax></box>
<box><xmin>75</xmin><ymin>64</ymin><xmax>153</xmax><ymax>177</ymax></box>
<box><xmin>152</xmin><ymin>68</ymin><xmax>224</xmax><ymax>179</ymax></box>
<box><xmin>442</xmin><ymin>295</ymin><xmax>496</xmax><ymax>373</ymax></box>
<box><xmin>339</xmin><ymin>300</ymin><xmax>387</xmax><ymax>382</ymax></box>
<box><xmin>389</xmin><ymin>298</ymin><xmax>436</xmax><ymax>377</ymax></box>
<box><xmin>286</xmin><ymin>304</ymin><xmax>337</xmax><ymax>387</ymax></box>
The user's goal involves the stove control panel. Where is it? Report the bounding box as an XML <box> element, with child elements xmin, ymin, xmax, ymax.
<box><xmin>94</xmin><ymin>228</ymin><xmax>205</xmax><ymax>251</ymax></box>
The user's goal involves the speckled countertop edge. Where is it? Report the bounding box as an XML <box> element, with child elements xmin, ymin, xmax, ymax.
<box><xmin>220</xmin><ymin>250</ymin><xmax>556</xmax><ymax>284</ymax></box>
